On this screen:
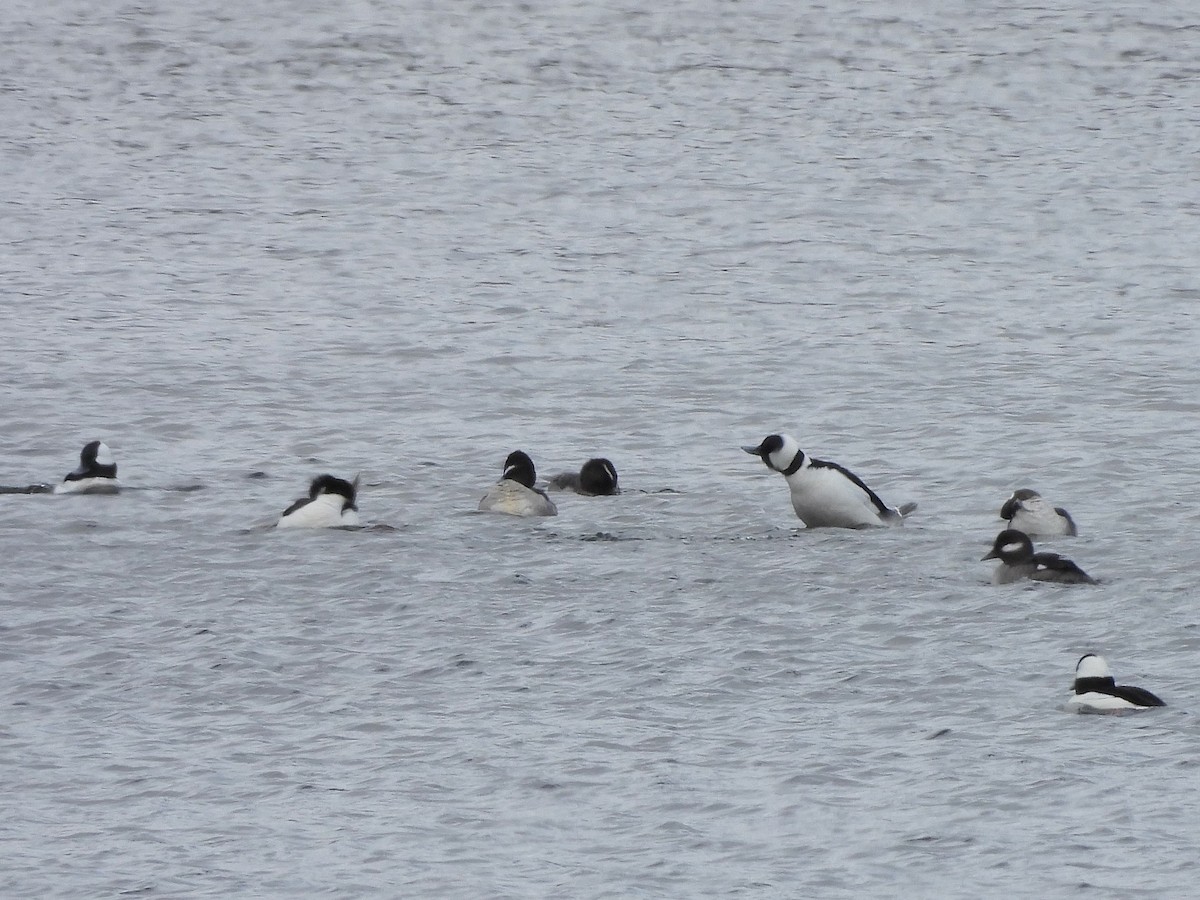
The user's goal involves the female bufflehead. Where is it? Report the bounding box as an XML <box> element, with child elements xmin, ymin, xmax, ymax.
<box><xmin>741</xmin><ymin>433</ymin><xmax>916</xmax><ymax>528</ymax></box>
<box><xmin>53</xmin><ymin>441</ymin><xmax>120</xmax><ymax>494</ymax></box>
<box><xmin>548</xmin><ymin>458</ymin><xmax>620</xmax><ymax>496</ymax></box>
<box><xmin>1000</xmin><ymin>488</ymin><xmax>1077</xmax><ymax>537</ymax></box>
<box><xmin>982</xmin><ymin>529</ymin><xmax>1095</xmax><ymax>585</ymax></box>
<box><xmin>479</xmin><ymin>450</ymin><xmax>557</xmax><ymax>517</ymax></box>
<box><xmin>277</xmin><ymin>475</ymin><xmax>361</xmax><ymax>528</ymax></box>
<box><xmin>1065</xmin><ymin>654</ymin><xmax>1164</xmax><ymax>713</ymax></box>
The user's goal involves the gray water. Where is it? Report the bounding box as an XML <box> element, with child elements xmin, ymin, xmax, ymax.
<box><xmin>3</xmin><ymin>0</ymin><xmax>1200</xmax><ymax>896</ymax></box>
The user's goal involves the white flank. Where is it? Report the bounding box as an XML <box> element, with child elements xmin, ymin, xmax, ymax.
<box><xmin>784</xmin><ymin>465</ymin><xmax>885</xmax><ymax>528</ymax></box>
<box><xmin>1065</xmin><ymin>692</ymin><xmax>1144</xmax><ymax>714</ymax></box>
<box><xmin>54</xmin><ymin>477</ymin><xmax>121</xmax><ymax>495</ymax></box>
<box><xmin>278</xmin><ymin>494</ymin><xmax>359</xmax><ymax>529</ymax></box>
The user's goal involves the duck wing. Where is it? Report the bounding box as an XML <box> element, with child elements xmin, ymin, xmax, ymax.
<box><xmin>809</xmin><ymin>457</ymin><xmax>894</xmax><ymax>518</ymax></box>
<box><xmin>1032</xmin><ymin>551</ymin><xmax>1095</xmax><ymax>584</ymax></box>
<box><xmin>280</xmin><ymin>496</ymin><xmax>311</xmax><ymax>517</ymax></box>
<box><xmin>1113</xmin><ymin>685</ymin><xmax>1165</xmax><ymax>707</ymax></box>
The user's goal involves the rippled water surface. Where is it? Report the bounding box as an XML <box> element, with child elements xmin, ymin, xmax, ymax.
<box><xmin>4</xmin><ymin>0</ymin><xmax>1200</xmax><ymax>896</ymax></box>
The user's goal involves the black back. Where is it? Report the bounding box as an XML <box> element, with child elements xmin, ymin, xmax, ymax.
<box><xmin>1111</xmin><ymin>685</ymin><xmax>1167</xmax><ymax>707</ymax></box>
<box><xmin>1031</xmin><ymin>551</ymin><xmax>1095</xmax><ymax>584</ymax></box>
<box><xmin>1074</xmin><ymin>675</ymin><xmax>1118</xmax><ymax>694</ymax></box>
<box><xmin>1074</xmin><ymin>676</ymin><xmax>1165</xmax><ymax>707</ymax></box>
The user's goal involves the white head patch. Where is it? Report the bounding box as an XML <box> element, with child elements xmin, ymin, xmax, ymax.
<box><xmin>94</xmin><ymin>442</ymin><xmax>115</xmax><ymax>466</ymax></box>
<box><xmin>1001</xmin><ymin>540</ymin><xmax>1024</xmax><ymax>555</ymax></box>
<box><xmin>1076</xmin><ymin>654</ymin><xmax>1111</xmax><ymax>680</ymax></box>
<box><xmin>770</xmin><ymin>434</ymin><xmax>803</xmax><ymax>472</ymax></box>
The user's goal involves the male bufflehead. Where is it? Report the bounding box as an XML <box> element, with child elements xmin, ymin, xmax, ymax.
<box><xmin>1000</xmin><ymin>488</ymin><xmax>1077</xmax><ymax>537</ymax></box>
<box><xmin>53</xmin><ymin>440</ymin><xmax>120</xmax><ymax>494</ymax></box>
<box><xmin>479</xmin><ymin>450</ymin><xmax>558</xmax><ymax>517</ymax></box>
<box><xmin>548</xmin><ymin>458</ymin><xmax>620</xmax><ymax>496</ymax></box>
<box><xmin>741</xmin><ymin>433</ymin><xmax>916</xmax><ymax>528</ymax></box>
<box><xmin>982</xmin><ymin>529</ymin><xmax>1095</xmax><ymax>585</ymax></box>
<box><xmin>1065</xmin><ymin>654</ymin><xmax>1164</xmax><ymax>713</ymax></box>
<box><xmin>277</xmin><ymin>474</ymin><xmax>361</xmax><ymax>528</ymax></box>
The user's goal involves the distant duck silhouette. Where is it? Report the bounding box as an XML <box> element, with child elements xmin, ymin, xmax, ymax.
<box><xmin>742</xmin><ymin>433</ymin><xmax>916</xmax><ymax>528</ymax></box>
<box><xmin>982</xmin><ymin>529</ymin><xmax>1095</xmax><ymax>584</ymax></box>
<box><xmin>479</xmin><ymin>451</ymin><xmax>557</xmax><ymax>517</ymax></box>
<box><xmin>1000</xmin><ymin>488</ymin><xmax>1077</xmax><ymax>536</ymax></box>
<box><xmin>548</xmin><ymin>458</ymin><xmax>620</xmax><ymax>496</ymax></box>
<box><xmin>277</xmin><ymin>475</ymin><xmax>360</xmax><ymax>528</ymax></box>
<box><xmin>1065</xmin><ymin>654</ymin><xmax>1164</xmax><ymax>713</ymax></box>
<box><xmin>53</xmin><ymin>441</ymin><xmax>120</xmax><ymax>495</ymax></box>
